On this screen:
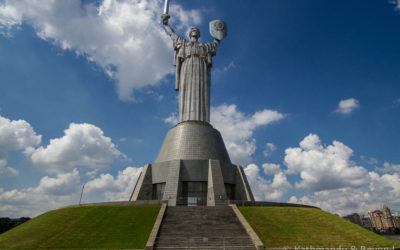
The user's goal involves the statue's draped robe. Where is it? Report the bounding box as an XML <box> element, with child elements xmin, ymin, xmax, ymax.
<box><xmin>169</xmin><ymin>33</ymin><xmax>218</xmax><ymax>123</ymax></box>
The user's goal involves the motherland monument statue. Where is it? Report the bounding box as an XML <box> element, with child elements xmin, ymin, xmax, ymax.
<box><xmin>130</xmin><ymin>0</ymin><xmax>254</xmax><ymax>206</ymax></box>
<box><xmin>161</xmin><ymin>9</ymin><xmax>226</xmax><ymax>122</ymax></box>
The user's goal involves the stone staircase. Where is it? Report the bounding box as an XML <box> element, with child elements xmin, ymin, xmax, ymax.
<box><xmin>153</xmin><ymin>206</ymin><xmax>256</xmax><ymax>250</ymax></box>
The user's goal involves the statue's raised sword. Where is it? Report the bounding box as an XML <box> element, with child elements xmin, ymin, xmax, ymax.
<box><xmin>163</xmin><ymin>0</ymin><xmax>170</xmax><ymax>15</ymax></box>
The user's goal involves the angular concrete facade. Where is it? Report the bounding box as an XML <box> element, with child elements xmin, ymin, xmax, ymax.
<box><xmin>130</xmin><ymin>121</ymin><xmax>254</xmax><ymax>206</ymax></box>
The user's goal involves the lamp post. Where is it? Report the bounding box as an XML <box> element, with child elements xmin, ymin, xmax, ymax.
<box><xmin>79</xmin><ymin>184</ymin><xmax>85</xmax><ymax>206</ymax></box>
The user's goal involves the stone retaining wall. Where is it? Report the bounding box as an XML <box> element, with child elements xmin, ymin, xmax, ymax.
<box><xmin>229</xmin><ymin>200</ymin><xmax>319</xmax><ymax>209</ymax></box>
<box><xmin>63</xmin><ymin>200</ymin><xmax>165</xmax><ymax>208</ymax></box>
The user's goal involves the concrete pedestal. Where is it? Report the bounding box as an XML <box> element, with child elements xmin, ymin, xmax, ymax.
<box><xmin>130</xmin><ymin>121</ymin><xmax>254</xmax><ymax>205</ymax></box>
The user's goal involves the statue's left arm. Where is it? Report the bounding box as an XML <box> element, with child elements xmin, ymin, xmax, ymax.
<box><xmin>212</xmin><ymin>39</ymin><xmax>220</xmax><ymax>56</ymax></box>
<box><xmin>204</xmin><ymin>39</ymin><xmax>220</xmax><ymax>67</ymax></box>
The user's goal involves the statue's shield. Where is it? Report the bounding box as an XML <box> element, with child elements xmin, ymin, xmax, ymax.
<box><xmin>209</xmin><ymin>20</ymin><xmax>227</xmax><ymax>40</ymax></box>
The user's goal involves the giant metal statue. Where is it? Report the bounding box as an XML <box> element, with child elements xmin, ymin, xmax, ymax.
<box><xmin>161</xmin><ymin>0</ymin><xmax>227</xmax><ymax>123</ymax></box>
<box><xmin>130</xmin><ymin>0</ymin><xmax>254</xmax><ymax>207</ymax></box>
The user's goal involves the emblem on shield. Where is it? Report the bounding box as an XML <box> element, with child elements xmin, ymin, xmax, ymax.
<box><xmin>209</xmin><ymin>20</ymin><xmax>227</xmax><ymax>40</ymax></box>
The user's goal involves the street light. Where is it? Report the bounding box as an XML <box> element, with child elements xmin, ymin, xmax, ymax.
<box><xmin>79</xmin><ymin>184</ymin><xmax>85</xmax><ymax>206</ymax></box>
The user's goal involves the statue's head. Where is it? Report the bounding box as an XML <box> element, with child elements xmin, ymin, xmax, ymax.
<box><xmin>188</xmin><ymin>27</ymin><xmax>200</xmax><ymax>40</ymax></box>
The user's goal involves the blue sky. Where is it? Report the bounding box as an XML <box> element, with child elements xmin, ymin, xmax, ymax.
<box><xmin>0</xmin><ymin>0</ymin><xmax>400</xmax><ymax>217</ymax></box>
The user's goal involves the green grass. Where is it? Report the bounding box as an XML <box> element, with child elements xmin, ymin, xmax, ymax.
<box><xmin>0</xmin><ymin>206</ymin><xmax>160</xmax><ymax>249</ymax></box>
<box><xmin>239</xmin><ymin>206</ymin><xmax>400</xmax><ymax>248</ymax></box>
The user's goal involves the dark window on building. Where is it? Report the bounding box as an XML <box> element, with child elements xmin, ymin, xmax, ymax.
<box><xmin>225</xmin><ymin>184</ymin><xmax>234</xmax><ymax>200</ymax></box>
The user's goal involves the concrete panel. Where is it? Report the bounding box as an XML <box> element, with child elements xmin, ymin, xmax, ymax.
<box><xmin>181</xmin><ymin>160</ymin><xmax>208</xmax><ymax>181</ymax></box>
<box><xmin>152</xmin><ymin>162</ymin><xmax>170</xmax><ymax>184</ymax></box>
<box><xmin>207</xmin><ymin>159</ymin><xmax>227</xmax><ymax>206</ymax></box>
<box><xmin>234</xmin><ymin>165</ymin><xmax>255</xmax><ymax>201</ymax></box>
<box><xmin>162</xmin><ymin>160</ymin><xmax>182</xmax><ymax>206</ymax></box>
<box><xmin>220</xmin><ymin>163</ymin><xmax>236</xmax><ymax>184</ymax></box>
<box><xmin>130</xmin><ymin>164</ymin><xmax>153</xmax><ymax>201</ymax></box>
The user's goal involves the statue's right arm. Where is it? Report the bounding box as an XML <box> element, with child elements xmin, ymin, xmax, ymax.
<box><xmin>164</xmin><ymin>23</ymin><xmax>178</xmax><ymax>40</ymax></box>
<box><xmin>161</xmin><ymin>15</ymin><xmax>178</xmax><ymax>40</ymax></box>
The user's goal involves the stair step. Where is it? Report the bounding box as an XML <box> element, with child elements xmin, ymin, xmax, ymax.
<box><xmin>154</xmin><ymin>206</ymin><xmax>256</xmax><ymax>249</ymax></box>
<box><xmin>154</xmin><ymin>247</ymin><xmax>257</xmax><ymax>250</ymax></box>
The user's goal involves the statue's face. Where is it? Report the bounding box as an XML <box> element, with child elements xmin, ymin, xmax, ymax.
<box><xmin>189</xmin><ymin>28</ymin><xmax>200</xmax><ymax>40</ymax></box>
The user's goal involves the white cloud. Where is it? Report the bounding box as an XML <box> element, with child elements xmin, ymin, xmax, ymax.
<box><xmin>360</xmin><ymin>155</ymin><xmax>378</xmax><ymax>165</ymax></box>
<box><xmin>36</xmin><ymin>169</ymin><xmax>81</xmax><ymax>196</ymax></box>
<box><xmin>0</xmin><ymin>115</ymin><xmax>41</xmax><ymax>178</ymax></box>
<box><xmin>376</xmin><ymin>162</ymin><xmax>400</xmax><ymax>174</ymax></box>
<box><xmin>214</xmin><ymin>60</ymin><xmax>236</xmax><ymax>73</ymax></box>
<box><xmin>169</xmin><ymin>4</ymin><xmax>201</xmax><ymax>31</ymax></box>
<box><xmin>298</xmin><ymin>133</ymin><xmax>322</xmax><ymax>150</ymax></box>
<box><xmin>0</xmin><ymin>116</ymin><xmax>41</xmax><ymax>152</ymax></box>
<box><xmin>30</xmin><ymin>123</ymin><xmax>124</xmax><ymax>174</ymax></box>
<box><xmin>0</xmin><ymin>0</ymin><xmax>201</xmax><ymax>101</ymax></box>
<box><xmin>211</xmin><ymin>104</ymin><xmax>285</xmax><ymax>165</ymax></box>
<box><xmin>334</xmin><ymin>98</ymin><xmax>359</xmax><ymax>115</ymax></box>
<box><xmin>244</xmin><ymin>164</ymin><xmax>291</xmax><ymax>201</ymax></box>
<box><xmin>222</xmin><ymin>61</ymin><xmax>236</xmax><ymax>72</ymax></box>
<box><xmin>393</xmin><ymin>98</ymin><xmax>400</xmax><ymax>107</ymax></box>
<box><xmin>289</xmin><ymin>172</ymin><xmax>400</xmax><ymax>216</ymax></box>
<box><xmin>85</xmin><ymin>166</ymin><xmax>142</xmax><ymax>201</ymax></box>
<box><xmin>284</xmin><ymin>134</ymin><xmax>400</xmax><ymax>215</ymax></box>
<box><xmin>0</xmin><ymin>166</ymin><xmax>141</xmax><ymax>217</ymax></box>
<box><xmin>164</xmin><ymin>112</ymin><xmax>179</xmax><ymax>125</ymax></box>
<box><xmin>390</xmin><ymin>0</ymin><xmax>400</xmax><ymax>11</ymax></box>
<box><xmin>263</xmin><ymin>142</ymin><xmax>276</xmax><ymax>157</ymax></box>
<box><xmin>0</xmin><ymin>161</ymin><xmax>18</xmax><ymax>177</ymax></box>
<box><xmin>0</xmin><ymin>169</ymin><xmax>81</xmax><ymax>217</ymax></box>
<box><xmin>284</xmin><ymin>134</ymin><xmax>370</xmax><ymax>192</ymax></box>
<box><xmin>262</xmin><ymin>163</ymin><xmax>281</xmax><ymax>175</ymax></box>
<box><xmin>0</xmin><ymin>166</ymin><xmax>18</xmax><ymax>177</ymax></box>
<box><xmin>85</xmin><ymin>169</ymin><xmax>99</xmax><ymax>179</ymax></box>
<box><xmin>224</xmin><ymin>139</ymin><xmax>256</xmax><ymax>166</ymax></box>
<box><xmin>0</xmin><ymin>3</ymin><xmax>22</xmax><ymax>36</ymax></box>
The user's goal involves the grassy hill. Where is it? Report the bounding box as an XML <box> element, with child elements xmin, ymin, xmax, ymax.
<box><xmin>0</xmin><ymin>206</ymin><xmax>160</xmax><ymax>249</ymax></box>
<box><xmin>239</xmin><ymin>206</ymin><xmax>400</xmax><ymax>248</ymax></box>
<box><xmin>1</xmin><ymin>205</ymin><xmax>399</xmax><ymax>249</ymax></box>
